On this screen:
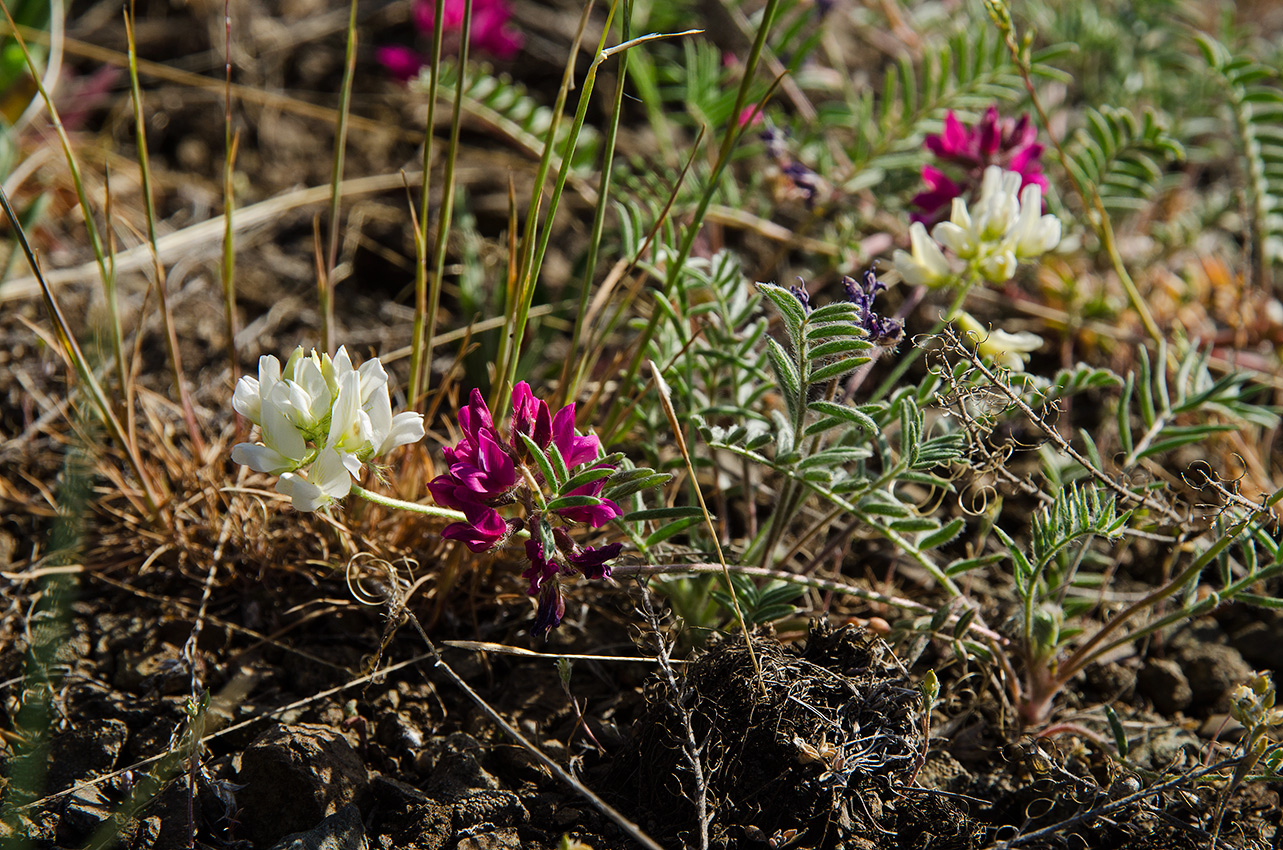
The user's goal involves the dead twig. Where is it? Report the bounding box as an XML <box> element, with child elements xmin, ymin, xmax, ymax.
<box><xmin>638</xmin><ymin>581</ymin><xmax>711</xmax><ymax>850</ymax></box>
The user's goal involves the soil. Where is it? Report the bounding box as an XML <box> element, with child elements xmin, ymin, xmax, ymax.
<box><xmin>2</xmin><ymin>1</ymin><xmax>1282</xmax><ymax>849</ymax></box>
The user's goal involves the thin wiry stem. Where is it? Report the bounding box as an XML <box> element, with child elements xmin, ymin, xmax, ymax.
<box><xmin>221</xmin><ymin>0</ymin><xmax>241</xmax><ymax>403</ymax></box>
<box><xmin>125</xmin><ymin>1</ymin><xmax>204</xmax><ymax>456</ymax></box>
<box><xmin>559</xmin><ymin>0</ymin><xmax>633</xmax><ymax>405</ymax></box>
<box><xmin>603</xmin><ymin>0</ymin><xmax>783</xmax><ymax>439</ymax></box>
<box><xmin>410</xmin><ymin>0</ymin><xmax>448</xmax><ymax>406</ymax></box>
<box><xmin>638</xmin><ymin>582</ymin><xmax>710</xmax><ymax>850</ymax></box>
<box><xmin>493</xmin><ymin>0</ymin><xmax>597</xmax><ymax>411</ymax></box>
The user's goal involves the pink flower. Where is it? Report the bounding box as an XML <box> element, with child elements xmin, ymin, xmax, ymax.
<box><xmin>449</xmin><ymin>429</ymin><xmax>517</xmax><ymax>500</ymax></box>
<box><xmin>532</xmin><ymin>581</ymin><xmax>566</xmax><ymax>635</ymax></box>
<box><xmin>569</xmin><ymin>542</ymin><xmax>622</xmax><ymax>581</ymax></box>
<box><xmin>430</xmin><ymin>383</ymin><xmax>623</xmax><ymax>633</ymax></box>
<box><xmin>511</xmin><ymin>382</ymin><xmax>553</xmax><ymax>449</ymax></box>
<box><xmin>522</xmin><ymin>536</ymin><xmax>623</xmax><ymax>635</ymax></box>
<box><xmin>413</xmin><ymin>0</ymin><xmax>522</xmax><ymax>60</ymax></box>
<box><xmin>912</xmin><ymin>107</ymin><xmax>1047</xmax><ymax>225</ymax></box>
<box><xmin>522</xmin><ymin>540</ymin><xmax>561</xmax><ymax>594</ymax></box>
<box><xmin>375</xmin><ymin>45</ymin><xmax>426</xmax><ymax>83</ymax></box>
<box><xmin>738</xmin><ymin>104</ymin><xmax>764</xmax><ymax>128</ymax></box>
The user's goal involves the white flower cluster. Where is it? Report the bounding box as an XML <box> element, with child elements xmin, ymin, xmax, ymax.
<box><xmin>894</xmin><ymin>166</ymin><xmax>1062</xmax><ymax>287</ymax></box>
<box><xmin>231</xmin><ymin>347</ymin><xmax>425</xmax><ymax>511</ymax></box>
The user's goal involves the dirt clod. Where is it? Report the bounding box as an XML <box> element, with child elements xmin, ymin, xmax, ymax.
<box><xmin>613</xmin><ymin>622</ymin><xmax>939</xmax><ymax>849</ymax></box>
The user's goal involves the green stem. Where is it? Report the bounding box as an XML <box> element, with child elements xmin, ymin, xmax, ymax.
<box><xmin>603</xmin><ymin>0</ymin><xmax>782</xmax><ymax>438</ymax></box>
<box><xmin>560</xmin><ymin>0</ymin><xmax>633</xmax><ymax>405</ymax></box>
<box><xmin>350</xmin><ymin>484</ymin><xmax>465</xmax><ymax>521</ymax></box>
<box><xmin>409</xmin><ymin>0</ymin><xmax>447</xmax><ymax>406</ymax></box>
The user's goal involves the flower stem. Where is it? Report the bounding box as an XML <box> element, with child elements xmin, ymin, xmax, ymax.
<box><xmin>350</xmin><ymin>484</ymin><xmax>465</xmax><ymax>521</ymax></box>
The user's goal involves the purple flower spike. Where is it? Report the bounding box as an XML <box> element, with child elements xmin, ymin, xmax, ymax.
<box><xmin>846</xmin><ymin>271</ymin><xmax>904</xmax><ymax>350</ymax></box>
<box><xmin>912</xmin><ymin>107</ymin><xmax>1047</xmax><ymax>226</ymax></box>
<box><xmin>569</xmin><ymin>542</ymin><xmax>623</xmax><ymax>581</ymax></box>
<box><xmin>440</xmin><ymin>495</ymin><xmax>509</xmax><ymax>553</ymax></box>
<box><xmin>431</xmin><ymin>382</ymin><xmax>627</xmax><ymax>634</ymax></box>
<box><xmin>551</xmin><ymin>404</ymin><xmax>600</xmax><ymax>468</ymax></box>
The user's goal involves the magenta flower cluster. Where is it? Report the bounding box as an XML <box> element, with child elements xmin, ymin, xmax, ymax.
<box><xmin>912</xmin><ymin>107</ymin><xmax>1047</xmax><ymax>225</ymax></box>
<box><xmin>377</xmin><ymin>0</ymin><xmax>523</xmax><ymax>83</ymax></box>
<box><xmin>429</xmin><ymin>383</ymin><xmax>622</xmax><ymax>634</ymax></box>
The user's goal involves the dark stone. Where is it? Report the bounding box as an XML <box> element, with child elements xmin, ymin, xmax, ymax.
<box><xmin>237</xmin><ymin>723</ymin><xmax>370</xmax><ymax>847</ymax></box>
<box><xmin>47</xmin><ymin>718</ymin><xmax>128</xmax><ymax>792</ymax></box>
<box><xmin>266</xmin><ymin>802</ymin><xmax>367</xmax><ymax>850</ymax></box>
<box><xmin>1137</xmin><ymin>658</ymin><xmax>1191</xmax><ymax>714</ymax></box>
<box><xmin>56</xmin><ymin>784</ymin><xmax>114</xmax><ymax>845</ymax></box>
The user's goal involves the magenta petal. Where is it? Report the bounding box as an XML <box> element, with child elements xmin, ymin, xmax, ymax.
<box><xmin>556</xmin><ymin>477</ymin><xmax>622</xmax><ymax>527</ymax></box>
<box><xmin>551</xmin><ymin>404</ymin><xmax>600</xmax><ymax>467</ymax></box>
<box><xmin>428</xmin><ymin>475</ymin><xmax>469</xmax><ymax>511</ymax></box>
<box><xmin>1007</xmin><ymin>114</ymin><xmax>1038</xmax><ymax>150</ymax></box>
<box><xmin>926</xmin><ymin>111</ymin><xmax>978</xmax><ymax>162</ymax></box>
<box><xmin>451</xmin><ymin>430</ymin><xmax>516</xmax><ymax>498</ymax></box>
<box><xmin>472</xmin><ymin>4</ymin><xmax>523</xmax><ymax>58</ymax></box>
<box><xmin>521</xmin><ymin>539</ymin><xmax>559</xmax><ymax>595</ymax></box>
<box><xmin>978</xmin><ymin>106</ymin><xmax>1002</xmax><ymax>156</ymax></box>
<box><xmin>569</xmin><ymin>542</ymin><xmax>622</xmax><ymax>580</ymax></box>
<box><xmin>376</xmin><ymin>45</ymin><xmax>426</xmax><ymax>83</ymax></box>
<box><xmin>414</xmin><ymin>0</ymin><xmax>465</xmax><ymax>32</ymax></box>
<box><xmin>910</xmin><ymin>166</ymin><xmax>963</xmax><ymax>224</ymax></box>
<box><xmin>441</xmin><ymin>499</ymin><xmax>507</xmax><ymax>553</ymax></box>
<box><xmin>512</xmin><ymin>382</ymin><xmax>552</xmax><ymax>449</ymax></box>
<box><xmin>1007</xmin><ymin>143</ymin><xmax>1045</xmax><ymax>177</ymax></box>
<box><xmin>458</xmin><ymin>388</ymin><xmax>497</xmax><ymax>447</ymax></box>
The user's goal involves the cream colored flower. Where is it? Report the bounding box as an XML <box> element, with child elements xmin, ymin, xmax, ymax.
<box><xmin>893</xmin><ymin>222</ymin><xmax>953</xmax><ymax>287</ymax></box>
<box><xmin>929</xmin><ymin>166</ymin><xmax>1061</xmax><ymax>284</ymax></box>
<box><xmin>955</xmin><ymin>312</ymin><xmax>1043</xmax><ymax>371</ymax></box>
<box><xmin>231</xmin><ymin>346</ymin><xmax>426</xmax><ymax>511</ymax></box>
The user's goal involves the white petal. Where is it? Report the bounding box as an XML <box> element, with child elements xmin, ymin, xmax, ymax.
<box><xmin>261</xmin><ymin>396</ymin><xmax>308</xmax><ymax>463</ymax></box>
<box><xmin>276</xmin><ymin>473</ymin><xmax>325</xmax><ymax>512</ymax></box>
<box><xmin>332</xmin><ymin>346</ymin><xmax>352</xmax><ymax>378</ymax></box>
<box><xmin>979</xmin><ymin>249</ymin><xmax>1018</xmax><ymax>283</ymax></box>
<box><xmin>231</xmin><ymin>442</ymin><xmax>297</xmax><ymax>475</ymax></box>
<box><xmin>933</xmin><ymin>221</ymin><xmax>973</xmax><ymax>258</ymax></box>
<box><xmin>341</xmin><ymin>451</ymin><xmax>364</xmax><ymax>478</ymax></box>
<box><xmin>276</xmin><ymin>449</ymin><xmax>352</xmax><ymax>512</ymax></box>
<box><xmin>232</xmin><ymin>376</ymin><xmax>262</xmax><ymax>423</ymax></box>
<box><xmin>377</xmin><ymin>411</ymin><xmax>427</xmax><ymax>455</ymax></box>
<box><xmin>327</xmin><ymin>371</ymin><xmax>364</xmax><ymax>452</ymax></box>
<box><xmin>894</xmin><ymin>223</ymin><xmax>952</xmax><ymax>288</ymax></box>
<box><xmin>357</xmin><ymin>358</ymin><xmax>389</xmax><ymax>405</ymax></box>
<box><xmin>365</xmin><ymin>383</ymin><xmax>393</xmax><ymax>442</ymax></box>
<box><xmin>281</xmin><ymin>347</ymin><xmax>305</xmax><ymax>381</ymax></box>
<box><xmin>313</xmin><ymin>448</ymin><xmax>355</xmax><ymax>498</ymax></box>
